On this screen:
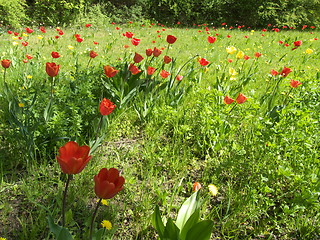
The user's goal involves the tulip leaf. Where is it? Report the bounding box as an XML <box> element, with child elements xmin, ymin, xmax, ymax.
<box><xmin>185</xmin><ymin>220</ymin><xmax>214</xmax><ymax>240</ymax></box>
<box><xmin>48</xmin><ymin>215</ymin><xmax>73</xmax><ymax>240</ymax></box>
<box><xmin>175</xmin><ymin>191</ymin><xmax>200</xmax><ymax>230</ymax></box>
<box><xmin>163</xmin><ymin>217</ymin><xmax>180</xmax><ymax>240</ymax></box>
<box><xmin>179</xmin><ymin>209</ymin><xmax>200</xmax><ymax>240</ymax></box>
<box><xmin>151</xmin><ymin>205</ymin><xmax>165</xmax><ymax>239</ymax></box>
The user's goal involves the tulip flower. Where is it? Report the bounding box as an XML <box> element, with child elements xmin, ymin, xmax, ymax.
<box><xmin>153</xmin><ymin>47</ymin><xmax>162</xmax><ymax>57</ymax></box>
<box><xmin>236</xmin><ymin>93</ymin><xmax>247</xmax><ymax>104</ymax></box>
<box><xmin>56</xmin><ymin>141</ymin><xmax>92</xmax><ymax>175</ymax></box>
<box><xmin>99</xmin><ymin>98</ymin><xmax>116</xmax><ymax>116</ymax></box>
<box><xmin>207</xmin><ymin>36</ymin><xmax>216</xmax><ymax>43</ymax></box>
<box><xmin>94</xmin><ymin>168</ymin><xmax>125</xmax><ymax>199</ymax></box>
<box><xmin>104</xmin><ymin>65</ymin><xmax>118</xmax><ymax>78</ymax></box>
<box><xmin>160</xmin><ymin>70</ymin><xmax>170</xmax><ymax>78</ymax></box>
<box><xmin>1</xmin><ymin>59</ymin><xmax>11</xmax><ymax>68</ymax></box>
<box><xmin>129</xmin><ymin>64</ymin><xmax>141</xmax><ymax>75</ymax></box>
<box><xmin>147</xmin><ymin>66</ymin><xmax>156</xmax><ymax>75</ymax></box>
<box><xmin>176</xmin><ymin>75</ymin><xmax>183</xmax><ymax>81</ymax></box>
<box><xmin>133</xmin><ymin>52</ymin><xmax>144</xmax><ymax>63</ymax></box>
<box><xmin>199</xmin><ymin>58</ymin><xmax>210</xmax><ymax>66</ymax></box>
<box><xmin>193</xmin><ymin>182</ymin><xmax>202</xmax><ymax>192</ymax></box>
<box><xmin>224</xmin><ymin>96</ymin><xmax>235</xmax><ymax>104</ymax></box>
<box><xmin>125</xmin><ymin>32</ymin><xmax>134</xmax><ymax>38</ymax></box>
<box><xmin>51</xmin><ymin>51</ymin><xmax>60</xmax><ymax>58</ymax></box>
<box><xmin>290</xmin><ymin>79</ymin><xmax>302</xmax><ymax>88</ymax></box>
<box><xmin>46</xmin><ymin>62</ymin><xmax>60</xmax><ymax>77</ymax></box>
<box><xmin>270</xmin><ymin>69</ymin><xmax>279</xmax><ymax>76</ymax></box>
<box><xmin>163</xmin><ymin>55</ymin><xmax>172</xmax><ymax>64</ymax></box>
<box><xmin>146</xmin><ymin>48</ymin><xmax>153</xmax><ymax>56</ymax></box>
<box><xmin>89</xmin><ymin>50</ymin><xmax>98</xmax><ymax>58</ymax></box>
<box><xmin>131</xmin><ymin>38</ymin><xmax>140</xmax><ymax>46</ymax></box>
<box><xmin>280</xmin><ymin>67</ymin><xmax>292</xmax><ymax>77</ymax></box>
<box><xmin>236</xmin><ymin>51</ymin><xmax>244</xmax><ymax>59</ymax></box>
<box><xmin>166</xmin><ymin>35</ymin><xmax>177</xmax><ymax>44</ymax></box>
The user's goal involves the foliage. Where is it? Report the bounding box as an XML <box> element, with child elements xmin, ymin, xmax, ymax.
<box><xmin>0</xmin><ymin>0</ymin><xmax>28</xmax><ymax>28</ymax></box>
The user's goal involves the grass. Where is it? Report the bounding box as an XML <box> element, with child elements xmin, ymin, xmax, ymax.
<box><xmin>0</xmin><ymin>23</ymin><xmax>320</xmax><ymax>239</ymax></box>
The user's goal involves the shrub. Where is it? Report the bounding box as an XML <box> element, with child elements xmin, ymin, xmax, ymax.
<box><xmin>0</xmin><ymin>0</ymin><xmax>28</xmax><ymax>28</ymax></box>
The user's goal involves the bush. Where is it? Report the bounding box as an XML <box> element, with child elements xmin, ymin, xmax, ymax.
<box><xmin>0</xmin><ymin>0</ymin><xmax>28</xmax><ymax>28</ymax></box>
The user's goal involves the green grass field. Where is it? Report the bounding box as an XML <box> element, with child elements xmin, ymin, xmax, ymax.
<box><xmin>0</xmin><ymin>23</ymin><xmax>319</xmax><ymax>239</ymax></box>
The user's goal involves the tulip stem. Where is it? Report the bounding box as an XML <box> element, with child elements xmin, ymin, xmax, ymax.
<box><xmin>3</xmin><ymin>68</ymin><xmax>6</xmax><ymax>84</ymax></box>
<box><xmin>89</xmin><ymin>198</ymin><xmax>102</xmax><ymax>240</ymax></box>
<box><xmin>62</xmin><ymin>174</ymin><xmax>72</xmax><ymax>227</ymax></box>
<box><xmin>228</xmin><ymin>103</ymin><xmax>238</xmax><ymax>114</ymax></box>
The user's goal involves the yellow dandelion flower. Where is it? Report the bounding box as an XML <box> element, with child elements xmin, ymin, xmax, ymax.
<box><xmin>68</xmin><ymin>45</ymin><xmax>74</xmax><ymax>50</ymax></box>
<box><xmin>18</xmin><ymin>103</ymin><xmax>25</xmax><ymax>108</ymax></box>
<box><xmin>27</xmin><ymin>75</ymin><xmax>32</xmax><ymax>79</ymax></box>
<box><xmin>226</xmin><ymin>46</ymin><xmax>237</xmax><ymax>54</ymax></box>
<box><xmin>208</xmin><ymin>184</ymin><xmax>218</xmax><ymax>196</ymax></box>
<box><xmin>236</xmin><ymin>51</ymin><xmax>244</xmax><ymax>59</ymax></box>
<box><xmin>101</xmin><ymin>220</ymin><xmax>112</xmax><ymax>230</ymax></box>
<box><xmin>13</xmin><ymin>41</ymin><xmax>19</xmax><ymax>46</ymax></box>
<box><xmin>305</xmin><ymin>48</ymin><xmax>313</xmax><ymax>54</ymax></box>
<box><xmin>37</xmin><ymin>35</ymin><xmax>44</xmax><ymax>40</ymax></box>
<box><xmin>101</xmin><ymin>199</ymin><xmax>108</xmax><ymax>206</ymax></box>
<box><xmin>22</xmin><ymin>33</ymin><xmax>28</xmax><ymax>37</ymax></box>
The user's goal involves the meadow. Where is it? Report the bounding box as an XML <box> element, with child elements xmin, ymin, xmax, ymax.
<box><xmin>0</xmin><ymin>22</ymin><xmax>319</xmax><ymax>239</ymax></box>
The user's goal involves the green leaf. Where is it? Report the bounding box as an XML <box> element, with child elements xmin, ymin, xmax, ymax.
<box><xmin>48</xmin><ymin>215</ymin><xmax>73</xmax><ymax>240</ymax></box>
<box><xmin>163</xmin><ymin>217</ymin><xmax>180</xmax><ymax>240</ymax></box>
<box><xmin>175</xmin><ymin>191</ymin><xmax>200</xmax><ymax>230</ymax></box>
<box><xmin>179</xmin><ymin>209</ymin><xmax>200</xmax><ymax>240</ymax></box>
<box><xmin>92</xmin><ymin>228</ymin><xmax>105</xmax><ymax>240</ymax></box>
<box><xmin>185</xmin><ymin>220</ymin><xmax>214</xmax><ymax>240</ymax></box>
<box><xmin>151</xmin><ymin>205</ymin><xmax>165</xmax><ymax>239</ymax></box>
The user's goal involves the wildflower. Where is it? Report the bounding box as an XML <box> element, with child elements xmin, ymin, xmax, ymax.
<box><xmin>85</xmin><ymin>24</ymin><xmax>92</xmax><ymax>28</ymax></box>
<box><xmin>46</xmin><ymin>62</ymin><xmax>60</xmax><ymax>77</ymax></box>
<box><xmin>1</xmin><ymin>59</ymin><xmax>11</xmax><ymax>68</ymax></box>
<box><xmin>101</xmin><ymin>220</ymin><xmax>112</xmax><ymax>230</ymax></box>
<box><xmin>27</xmin><ymin>75</ymin><xmax>32</xmax><ymax>79</ymax></box>
<box><xmin>236</xmin><ymin>93</ymin><xmax>247</xmax><ymax>104</ymax></box>
<box><xmin>153</xmin><ymin>47</ymin><xmax>162</xmax><ymax>57</ymax></box>
<box><xmin>290</xmin><ymin>79</ymin><xmax>302</xmax><ymax>88</ymax></box>
<box><xmin>68</xmin><ymin>45</ymin><xmax>74</xmax><ymax>50</ymax></box>
<box><xmin>226</xmin><ymin>46</ymin><xmax>237</xmax><ymax>54</ymax></box>
<box><xmin>176</xmin><ymin>75</ymin><xmax>183</xmax><ymax>81</ymax></box>
<box><xmin>100</xmin><ymin>98</ymin><xmax>116</xmax><ymax>115</ymax></box>
<box><xmin>129</xmin><ymin>64</ymin><xmax>141</xmax><ymax>75</ymax></box>
<box><xmin>131</xmin><ymin>38</ymin><xmax>140</xmax><ymax>46</ymax></box>
<box><xmin>254</xmin><ymin>52</ymin><xmax>262</xmax><ymax>58</ymax></box>
<box><xmin>280</xmin><ymin>67</ymin><xmax>292</xmax><ymax>77</ymax></box>
<box><xmin>56</xmin><ymin>141</ymin><xmax>92</xmax><ymax>175</ymax></box>
<box><xmin>125</xmin><ymin>32</ymin><xmax>134</xmax><ymax>38</ymax></box>
<box><xmin>94</xmin><ymin>168</ymin><xmax>125</xmax><ymax>199</ymax></box>
<box><xmin>101</xmin><ymin>199</ymin><xmax>108</xmax><ymax>206</ymax></box>
<box><xmin>146</xmin><ymin>48</ymin><xmax>153</xmax><ymax>56</ymax></box>
<box><xmin>236</xmin><ymin>51</ymin><xmax>244</xmax><ymax>59</ymax></box>
<box><xmin>305</xmin><ymin>48</ymin><xmax>313</xmax><ymax>54</ymax></box>
<box><xmin>199</xmin><ymin>58</ymin><xmax>210</xmax><ymax>66</ymax></box>
<box><xmin>163</xmin><ymin>55</ymin><xmax>172</xmax><ymax>64</ymax></box>
<box><xmin>133</xmin><ymin>52</ymin><xmax>144</xmax><ymax>63</ymax></box>
<box><xmin>104</xmin><ymin>65</ymin><xmax>118</xmax><ymax>78</ymax></box>
<box><xmin>270</xmin><ymin>69</ymin><xmax>279</xmax><ymax>76</ymax></box>
<box><xmin>51</xmin><ymin>51</ymin><xmax>60</xmax><ymax>58</ymax></box>
<box><xmin>18</xmin><ymin>103</ymin><xmax>25</xmax><ymax>107</ymax></box>
<box><xmin>244</xmin><ymin>55</ymin><xmax>250</xmax><ymax>60</ymax></box>
<box><xmin>193</xmin><ymin>182</ymin><xmax>202</xmax><ymax>192</ymax></box>
<box><xmin>160</xmin><ymin>70</ymin><xmax>170</xmax><ymax>78</ymax></box>
<box><xmin>89</xmin><ymin>50</ymin><xmax>98</xmax><ymax>58</ymax></box>
<box><xmin>224</xmin><ymin>96</ymin><xmax>234</xmax><ymax>104</ymax></box>
<box><xmin>166</xmin><ymin>35</ymin><xmax>177</xmax><ymax>44</ymax></box>
<box><xmin>147</xmin><ymin>66</ymin><xmax>156</xmax><ymax>75</ymax></box>
<box><xmin>208</xmin><ymin>184</ymin><xmax>218</xmax><ymax>196</ymax></box>
<box><xmin>207</xmin><ymin>36</ymin><xmax>216</xmax><ymax>43</ymax></box>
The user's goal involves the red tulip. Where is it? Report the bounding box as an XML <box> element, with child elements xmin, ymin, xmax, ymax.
<box><xmin>129</xmin><ymin>64</ymin><xmax>141</xmax><ymax>75</ymax></box>
<box><xmin>76</xmin><ymin>37</ymin><xmax>83</xmax><ymax>43</ymax></box>
<box><xmin>199</xmin><ymin>58</ymin><xmax>210</xmax><ymax>66</ymax></box>
<box><xmin>133</xmin><ymin>52</ymin><xmax>144</xmax><ymax>63</ymax></box>
<box><xmin>90</xmin><ymin>50</ymin><xmax>98</xmax><ymax>58</ymax></box>
<box><xmin>254</xmin><ymin>52</ymin><xmax>262</xmax><ymax>58</ymax></box>
<box><xmin>270</xmin><ymin>69</ymin><xmax>279</xmax><ymax>76</ymax></box>
<box><xmin>51</xmin><ymin>51</ymin><xmax>60</xmax><ymax>58</ymax></box>
<box><xmin>224</xmin><ymin>96</ymin><xmax>234</xmax><ymax>104</ymax></box>
<box><xmin>193</xmin><ymin>182</ymin><xmax>202</xmax><ymax>192</ymax></box>
<box><xmin>280</xmin><ymin>67</ymin><xmax>292</xmax><ymax>77</ymax></box>
<box><xmin>244</xmin><ymin>55</ymin><xmax>250</xmax><ymax>60</ymax></box>
<box><xmin>146</xmin><ymin>48</ymin><xmax>153</xmax><ymax>56</ymax></box>
<box><xmin>104</xmin><ymin>65</ymin><xmax>118</xmax><ymax>78</ymax></box>
<box><xmin>40</xmin><ymin>26</ymin><xmax>46</xmax><ymax>33</ymax></box>
<box><xmin>153</xmin><ymin>47</ymin><xmax>162</xmax><ymax>57</ymax></box>
<box><xmin>207</xmin><ymin>36</ymin><xmax>217</xmax><ymax>43</ymax></box>
<box><xmin>163</xmin><ymin>55</ymin><xmax>172</xmax><ymax>64</ymax></box>
<box><xmin>131</xmin><ymin>38</ymin><xmax>140</xmax><ymax>46</ymax></box>
<box><xmin>290</xmin><ymin>79</ymin><xmax>302</xmax><ymax>88</ymax></box>
<box><xmin>25</xmin><ymin>27</ymin><xmax>33</xmax><ymax>33</ymax></box>
<box><xmin>176</xmin><ymin>75</ymin><xmax>183</xmax><ymax>81</ymax></box>
<box><xmin>26</xmin><ymin>54</ymin><xmax>33</xmax><ymax>60</ymax></box>
<box><xmin>166</xmin><ymin>35</ymin><xmax>177</xmax><ymax>44</ymax></box>
<box><xmin>125</xmin><ymin>32</ymin><xmax>134</xmax><ymax>38</ymax></box>
<box><xmin>1</xmin><ymin>59</ymin><xmax>11</xmax><ymax>68</ymax></box>
<box><xmin>293</xmin><ymin>40</ymin><xmax>302</xmax><ymax>47</ymax></box>
<box><xmin>46</xmin><ymin>62</ymin><xmax>60</xmax><ymax>77</ymax></box>
<box><xmin>22</xmin><ymin>41</ymin><xmax>28</xmax><ymax>47</ymax></box>
<box><xmin>7</xmin><ymin>30</ymin><xmax>12</xmax><ymax>34</ymax></box>
<box><xmin>56</xmin><ymin>141</ymin><xmax>92</xmax><ymax>175</ymax></box>
<box><xmin>236</xmin><ymin>93</ymin><xmax>247</xmax><ymax>104</ymax></box>
<box><xmin>99</xmin><ymin>98</ymin><xmax>116</xmax><ymax>116</ymax></box>
<box><xmin>85</xmin><ymin>24</ymin><xmax>92</xmax><ymax>28</ymax></box>
<box><xmin>147</xmin><ymin>66</ymin><xmax>156</xmax><ymax>75</ymax></box>
<box><xmin>94</xmin><ymin>168</ymin><xmax>125</xmax><ymax>199</ymax></box>
<box><xmin>160</xmin><ymin>70</ymin><xmax>170</xmax><ymax>78</ymax></box>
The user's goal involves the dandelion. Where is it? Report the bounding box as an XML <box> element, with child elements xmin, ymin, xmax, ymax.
<box><xmin>27</xmin><ymin>75</ymin><xmax>32</xmax><ymax>79</ymax></box>
<box><xmin>208</xmin><ymin>184</ymin><xmax>218</xmax><ymax>196</ymax></box>
<box><xmin>68</xmin><ymin>45</ymin><xmax>74</xmax><ymax>50</ymax></box>
<box><xmin>18</xmin><ymin>103</ymin><xmax>25</xmax><ymax>107</ymax></box>
<box><xmin>305</xmin><ymin>48</ymin><xmax>313</xmax><ymax>54</ymax></box>
<box><xmin>101</xmin><ymin>220</ymin><xmax>112</xmax><ymax>230</ymax></box>
<box><xmin>101</xmin><ymin>199</ymin><xmax>108</xmax><ymax>206</ymax></box>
